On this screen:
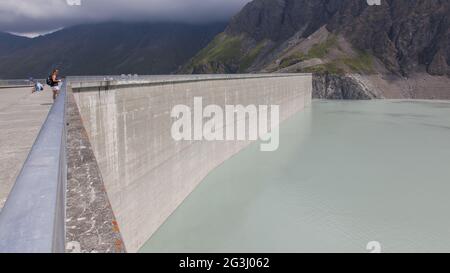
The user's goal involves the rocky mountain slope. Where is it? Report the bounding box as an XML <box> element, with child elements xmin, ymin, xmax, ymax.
<box><xmin>182</xmin><ymin>0</ymin><xmax>450</xmax><ymax>99</ymax></box>
<box><xmin>0</xmin><ymin>22</ymin><xmax>226</xmax><ymax>79</ymax></box>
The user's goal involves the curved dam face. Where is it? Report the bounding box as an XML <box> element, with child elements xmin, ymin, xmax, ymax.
<box><xmin>72</xmin><ymin>75</ymin><xmax>312</xmax><ymax>252</ymax></box>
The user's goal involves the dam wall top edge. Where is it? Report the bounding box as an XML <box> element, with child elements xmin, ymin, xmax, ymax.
<box><xmin>68</xmin><ymin>74</ymin><xmax>312</xmax><ymax>91</ymax></box>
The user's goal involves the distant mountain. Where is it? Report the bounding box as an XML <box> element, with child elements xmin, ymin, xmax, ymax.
<box><xmin>182</xmin><ymin>0</ymin><xmax>450</xmax><ymax>99</ymax></box>
<box><xmin>0</xmin><ymin>32</ymin><xmax>30</xmax><ymax>57</ymax></box>
<box><xmin>0</xmin><ymin>22</ymin><xmax>226</xmax><ymax>79</ymax></box>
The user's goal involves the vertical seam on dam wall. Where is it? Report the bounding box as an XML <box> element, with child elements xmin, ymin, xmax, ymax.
<box><xmin>65</xmin><ymin>88</ymin><xmax>126</xmax><ymax>253</ymax></box>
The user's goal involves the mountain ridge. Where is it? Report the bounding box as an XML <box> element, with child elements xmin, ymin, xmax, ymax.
<box><xmin>0</xmin><ymin>22</ymin><xmax>226</xmax><ymax>79</ymax></box>
<box><xmin>185</xmin><ymin>0</ymin><xmax>450</xmax><ymax>76</ymax></box>
<box><xmin>0</xmin><ymin>32</ymin><xmax>30</xmax><ymax>58</ymax></box>
<box><xmin>182</xmin><ymin>0</ymin><xmax>450</xmax><ymax>99</ymax></box>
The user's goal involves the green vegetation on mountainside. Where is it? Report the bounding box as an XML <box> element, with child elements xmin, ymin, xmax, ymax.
<box><xmin>341</xmin><ymin>51</ymin><xmax>374</xmax><ymax>74</ymax></box>
<box><xmin>183</xmin><ymin>33</ymin><xmax>269</xmax><ymax>73</ymax></box>
<box><xmin>278</xmin><ymin>36</ymin><xmax>374</xmax><ymax>75</ymax></box>
<box><xmin>278</xmin><ymin>36</ymin><xmax>338</xmax><ymax>69</ymax></box>
<box><xmin>239</xmin><ymin>41</ymin><xmax>267</xmax><ymax>72</ymax></box>
<box><xmin>184</xmin><ymin>31</ymin><xmax>374</xmax><ymax>75</ymax></box>
<box><xmin>307</xmin><ymin>36</ymin><xmax>338</xmax><ymax>59</ymax></box>
<box><xmin>298</xmin><ymin>52</ymin><xmax>374</xmax><ymax>75</ymax></box>
<box><xmin>300</xmin><ymin>62</ymin><xmax>343</xmax><ymax>74</ymax></box>
<box><xmin>196</xmin><ymin>33</ymin><xmax>243</xmax><ymax>63</ymax></box>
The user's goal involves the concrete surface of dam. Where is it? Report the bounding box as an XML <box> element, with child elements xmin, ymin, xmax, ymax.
<box><xmin>0</xmin><ymin>74</ymin><xmax>311</xmax><ymax>253</ymax></box>
<box><xmin>0</xmin><ymin>87</ymin><xmax>52</xmax><ymax>210</ymax></box>
<box><xmin>70</xmin><ymin>74</ymin><xmax>312</xmax><ymax>252</ymax></box>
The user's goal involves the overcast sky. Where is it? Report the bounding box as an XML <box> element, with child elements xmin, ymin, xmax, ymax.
<box><xmin>0</xmin><ymin>0</ymin><xmax>251</xmax><ymax>37</ymax></box>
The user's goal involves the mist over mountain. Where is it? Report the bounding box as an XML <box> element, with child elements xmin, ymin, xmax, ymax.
<box><xmin>0</xmin><ymin>0</ymin><xmax>250</xmax><ymax>35</ymax></box>
<box><xmin>0</xmin><ymin>22</ymin><xmax>226</xmax><ymax>78</ymax></box>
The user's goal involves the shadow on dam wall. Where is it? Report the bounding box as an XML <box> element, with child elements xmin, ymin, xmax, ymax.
<box><xmin>70</xmin><ymin>75</ymin><xmax>312</xmax><ymax>252</ymax></box>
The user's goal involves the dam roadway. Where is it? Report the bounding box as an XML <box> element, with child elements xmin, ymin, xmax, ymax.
<box><xmin>0</xmin><ymin>87</ymin><xmax>52</xmax><ymax>210</ymax></box>
<box><xmin>0</xmin><ymin>74</ymin><xmax>312</xmax><ymax>253</ymax></box>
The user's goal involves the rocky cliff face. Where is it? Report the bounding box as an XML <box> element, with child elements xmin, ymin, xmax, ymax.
<box><xmin>326</xmin><ymin>0</ymin><xmax>450</xmax><ymax>76</ymax></box>
<box><xmin>183</xmin><ymin>0</ymin><xmax>450</xmax><ymax>99</ymax></box>
<box><xmin>313</xmin><ymin>73</ymin><xmax>379</xmax><ymax>99</ymax></box>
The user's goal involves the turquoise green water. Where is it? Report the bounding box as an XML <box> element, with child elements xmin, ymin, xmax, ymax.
<box><xmin>140</xmin><ymin>100</ymin><xmax>450</xmax><ymax>253</ymax></box>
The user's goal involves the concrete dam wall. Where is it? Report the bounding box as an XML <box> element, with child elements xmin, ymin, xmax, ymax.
<box><xmin>72</xmin><ymin>75</ymin><xmax>312</xmax><ymax>252</ymax></box>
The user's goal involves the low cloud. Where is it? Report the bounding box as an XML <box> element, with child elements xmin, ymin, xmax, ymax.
<box><xmin>0</xmin><ymin>0</ymin><xmax>251</xmax><ymax>34</ymax></box>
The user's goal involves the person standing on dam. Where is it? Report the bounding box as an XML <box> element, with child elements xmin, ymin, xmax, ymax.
<box><xmin>46</xmin><ymin>69</ymin><xmax>62</xmax><ymax>101</ymax></box>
